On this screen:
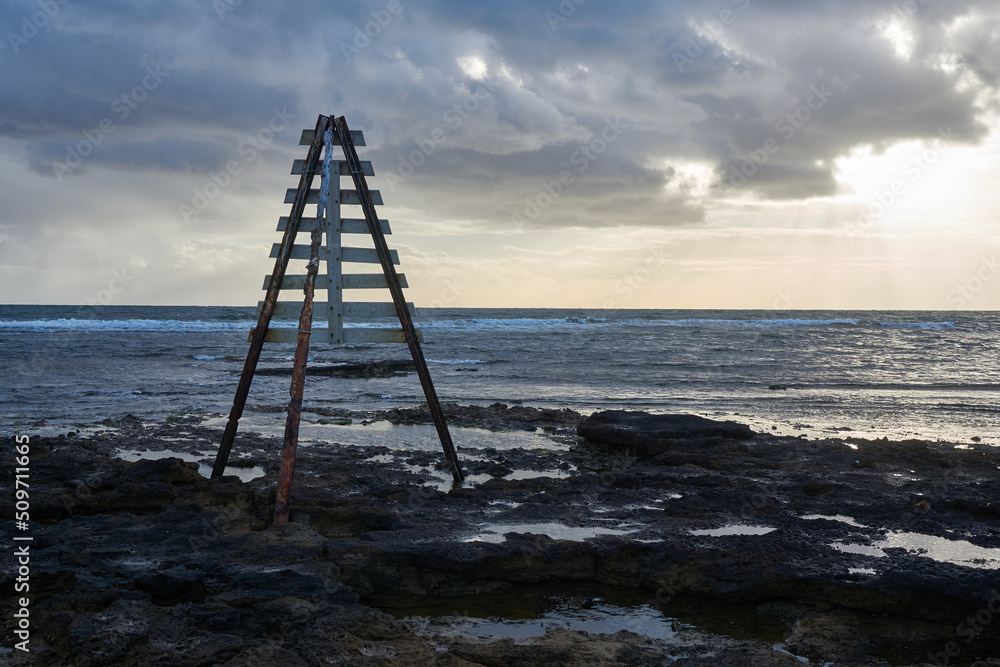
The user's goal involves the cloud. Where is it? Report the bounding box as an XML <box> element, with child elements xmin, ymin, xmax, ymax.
<box><xmin>2</xmin><ymin>0</ymin><xmax>1000</xmax><ymax>305</ymax></box>
<box><xmin>3</xmin><ymin>0</ymin><xmax>997</xmax><ymax>204</ymax></box>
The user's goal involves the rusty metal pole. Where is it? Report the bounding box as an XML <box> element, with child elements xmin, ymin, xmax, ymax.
<box><xmin>213</xmin><ymin>114</ymin><xmax>330</xmax><ymax>479</ymax></box>
<box><xmin>273</xmin><ymin>128</ymin><xmax>333</xmax><ymax>528</ymax></box>
<box><xmin>332</xmin><ymin>115</ymin><xmax>464</xmax><ymax>482</ymax></box>
<box><xmin>271</xmin><ymin>220</ymin><xmax>322</xmax><ymax>528</ymax></box>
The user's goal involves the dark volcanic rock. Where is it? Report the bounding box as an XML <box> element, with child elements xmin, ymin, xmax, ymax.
<box><xmin>385</xmin><ymin>402</ymin><xmax>582</xmax><ymax>433</ymax></box>
<box><xmin>577</xmin><ymin>410</ymin><xmax>756</xmax><ymax>456</ymax></box>
<box><xmin>7</xmin><ymin>414</ymin><xmax>1000</xmax><ymax>666</ymax></box>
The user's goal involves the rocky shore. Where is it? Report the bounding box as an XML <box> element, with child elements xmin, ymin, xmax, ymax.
<box><xmin>3</xmin><ymin>405</ymin><xmax>1000</xmax><ymax>665</ymax></box>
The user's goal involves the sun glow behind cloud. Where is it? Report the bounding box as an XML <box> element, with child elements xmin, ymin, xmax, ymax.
<box><xmin>880</xmin><ymin>17</ymin><xmax>915</xmax><ymax>60</ymax></box>
<box><xmin>457</xmin><ymin>55</ymin><xmax>488</xmax><ymax>80</ymax></box>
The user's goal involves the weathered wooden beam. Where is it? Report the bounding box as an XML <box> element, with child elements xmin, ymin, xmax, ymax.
<box><xmin>333</xmin><ymin>115</ymin><xmax>463</xmax><ymax>483</ymax></box>
<box><xmin>300</xmin><ymin>129</ymin><xmax>365</xmax><ymax>146</ymax></box>
<box><xmin>214</xmin><ymin>114</ymin><xmax>331</xmax><ymax>479</ymax></box>
<box><xmin>277</xmin><ymin>216</ymin><xmax>391</xmax><ymax>235</ymax></box>
<box><xmin>253</xmin><ymin>326</ymin><xmax>422</xmax><ymax>344</ymax></box>
<box><xmin>262</xmin><ymin>273</ymin><xmax>409</xmax><ymax>291</ymax></box>
<box><xmin>291</xmin><ymin>159</ymin><xmax>373</xmax><ymax>176</ymax></box>
<box><xmin>257</xmin><ymin>300</ymin><xmax>415</xmax><ymax>319</ymax></box>
<box><xmin>284</xmin><ymin>189</ymin><xmax>383</xmax><ymax>205</ymax></box>
<box><xmin>272</xmin><ymin>210</ymin><xmax>325</xmax><ymax>528</ymax></box>
<box><xmin>268</xmin><ymin>244</ymin><xmax>399</xmax><ymax>264</ymax></box>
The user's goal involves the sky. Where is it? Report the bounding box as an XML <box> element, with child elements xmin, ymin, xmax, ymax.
<box><xmin>2</xmin><ymin>0</ymin><xmax>1000</xmax><ymax>310</ymax></box>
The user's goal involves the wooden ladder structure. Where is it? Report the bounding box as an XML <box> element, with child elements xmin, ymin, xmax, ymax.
<box><xmin>212</xmin><ymin>114</ymin><xmax>464</xmax><ymax>526</ymax></box>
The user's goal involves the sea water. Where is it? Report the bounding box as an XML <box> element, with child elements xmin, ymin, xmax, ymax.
<box><xmin>2</xmin><ymin>305</ymin><xmax>998</xmax><ymax>444</ymax></box>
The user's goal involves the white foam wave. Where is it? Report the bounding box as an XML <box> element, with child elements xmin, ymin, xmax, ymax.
<box><xmin>0</xmin><ymin>318</ymin><xmax>256</xmax><ymax>332</ymax></box>
<box><xmin>646</xmin><ymin>318</ymin><xmax>860</xmax><ymax>328</ymax></box>
<box><xmin>427</xmin><ymin>359</ymin><xmax>488</xmax><ymax>365</ymax></box>
<box><xmin>2</xmin><ymin>316</ymin><xmax>944</xmax><ymax>334</ymax></box>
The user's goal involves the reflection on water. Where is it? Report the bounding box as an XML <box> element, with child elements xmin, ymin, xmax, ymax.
<box><xmin>800</xmin><ymin>514</ymin><xmax>1000</xmax><ymax>569</ymax></box>
<box><xmin>404</xmin><ymin>601</ymin><xmax>678</xmax><ymax>641</ymax></box>
<box><xmin>203</xmin><ymin>415</ymin><xmax>567</xmax><ymax>453</ymax></box>
<box><xmin>799</xmin><ymin>514</ymin><xmax>865</xmax><ymax>527</ymax></box>
<box><xmin>834</xmin><ymin>531</ymin><xmax>1000</xmax><ymax>569</ymax></box>
<box><xmin>690</xmin><ymin>525</ymin><xmax>777</xmax><ymax>537</ymax></box>
<box><xmin>116</xmin><ymin>448</ymin><xmax>265</xmax><ymax>482</ymax></box>
<box><xmin>463</xmin><ymin>522</ymin><xmax>638</xmax><ymax>543</ymax></box>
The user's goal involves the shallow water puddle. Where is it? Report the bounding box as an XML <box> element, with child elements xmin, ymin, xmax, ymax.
<box><xmin>690</xmin><ymin>525</ymin><xmax>777</xmax><ymax>537</ymax></box>
<box><xmin>404</xmin><ymin>601</ymin><xmax>678</xmax><ymax>642</ymax></box>
<box><xmin>361</xmin><ymin>454</ymin><xmax>574</xmax><ymax>492</ymax></box>
<box><xmin>374</xmin><ymin>584</ymin><xmax>795</xmax><ymax>654</ymax></box>
<box><xmin>463</xmin><ymin>522</ymin><xmax>639</xmax><ymax>543</ymax></box>
<box><xmin>833</xmin><ymin>531</ymin><xmax>1000</xmax><ymax>569</ymax></box>
<box><xmin>800</xmin><ymin>515</ymin><xmax>1000</xmax><ymax>569</ymax></box>
<box><xmin>208</xmin><ymin>415</ymin><xmax>566</xmax><ymax>452</ymax></box>
<box><xmin>799</xmin><ymin>514</ymin><xmax>865</xmax><ymax>527</ymax></box>
<box><xmin>116</xmin><ymin>448</ymin><xmax>265</xmax><ymax>482</ymax></box>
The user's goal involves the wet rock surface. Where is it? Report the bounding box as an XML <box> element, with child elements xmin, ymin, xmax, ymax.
<box><xmin>577</xmin><ymin>411</ymin><xmax>755</xmax><ymax>456</ymax></box>
<box><xmin>2</xmin><ymin>406</ymin><xmax>1000</xmax><ymax>665</ymax></box>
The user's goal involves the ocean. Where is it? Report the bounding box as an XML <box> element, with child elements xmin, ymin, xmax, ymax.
<box><xmin>2</xmin><ymin>305</ymin><xmax>998</xmax><ymax>445</ymax></box>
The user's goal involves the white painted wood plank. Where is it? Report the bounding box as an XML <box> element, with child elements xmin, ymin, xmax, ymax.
<box><xmin>342</xmin><ymin>246</ymin><xmax>399</xmax><ymax>264</ymax></box>
<box><xmin>284</xmin><ymin>189</ymin><xmax>383</xmax><ymax>205</ymax></box>
<box><xmin>269</xmin><ymin>244</ymin><xmax>399</xmax><ymax>264</ymax></box>
<box><xmin>340</xmin><ymin>218</ymin><xmax>392</xmax><ymax>234</ymax></box>
<box><xmin>343</xmin><ymin>273</ymin><xmax>408</xmax><ymax>289</ymax></box>
<box><xmin>300</xmin><ymin>129</ymin><xmax>365</xmax><ymax>146</ymax></box>
<box><xmin>277</xmin><ymin>216</ymin><xmax>391</xmax><ymax>235</ymax></box>
<box><xmin>257</xmin><ymin>301</ymin><xmax>328</xmax><ymax>319</ymax></box>
<box><xmin>327</xmin><ymin>175</ymin><xmax>343</xmax><ymax>344</ymax></box>
<box><xmin>256</xmin><ymin>301</ymin><xmax>416</xmax><ymax>320</ymax></box>
<box><xmin>254</xmin><ymin>326</ymin><xmax>422</xmax><ymax>344</ymax></box>
<box><xmin>343</xmin><ymin>301</ymin><xmax>416</xmax><ymax>318</ymax></box>
<box><xmin>344</xmin><ymin>328</ymin><xmax>422</xmax><ymax>344</ymax></box>
<box><xmin>263</xmin><ymin>275</ymin><xmax>330</xmax><ymax>291</ymax></box>
<box><xmin>262</xmin><ymin>273</ymin><xmax>409</xmax><ymax>290</ymax></box>
<box><xmin>269</xmin><ymin>244</ymin><xmax>327</xmax><ymax>261</ymax></box>
<box><xmin>259</xmin><ymin>328</ymin><xmax>298</xmax><ymax>343</ymax></box>
<box><xmin>291</xmin><ymin>159</ymin><xmax>373</xmax><ymax>176</ymax></box>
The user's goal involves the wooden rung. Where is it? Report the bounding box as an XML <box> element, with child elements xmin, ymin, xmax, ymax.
<box><xmin>258</xmin><ymin>301</ymin><xmax>415</xmax><ymax>319</ymax></box>
<box><xmin>343</xmin><ymin>247</ymin><xmax>399</xmax><ymax>264</ymax></box>
<box><xmin>252</xmin><ymin>326</ymin><xmax>422</xmax><ymax>345</ymax></box>
<box><xmin>291</xmin><ymin>159</ymin><xmax>374</xmax><ymax>176</ymax></box>
<box><xmin>284</xmin><ymin>189</ymin><xmax>383</xmax><ymax>205</ymax></box>
<box><xmin>277</xmin><ymin>216</ymin><xmax>391</xmax><ymax>235</ymax></box>
<box><xmin>344</xmin><ymin>301</ymin><xmax>416</xmax><ymax>318</ymax></box>
<box><xmin>300</xmin><ymin>129</ymin><xmax>365</xmax><ymax>146</ymax></box>
<box><xmin>269</xmin><ymin>244</ymin><xmax>400</xmax><ymax>264</ymax></box>
<box><xmin>343</xmin><ymin>273</ymin><xmax>407</xmax><ymax>289</ymax></box>
<box><xmin>340</xmin><ymin>218</ymin><xmax>392</xmax><ymax>234</ymax></box>
<box><xmin>344</xmin><ymin>328</ymin><xmax>420</xmax><ymax>344</ymax></box>
<box><xmin>263</xmin><ymin>273</ymin><xmax>409</xmax><ymax>290</ymax></box>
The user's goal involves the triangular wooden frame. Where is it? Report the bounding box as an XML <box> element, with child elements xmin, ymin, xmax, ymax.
<box><xmin>212</xmin><ymin>115</ymin><xmax>464</xmax><ymax>526</ymax></box>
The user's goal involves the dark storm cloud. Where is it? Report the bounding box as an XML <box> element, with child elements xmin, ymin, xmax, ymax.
<box><xmin>1</xmin><ymin>0</ymin><xmax>998</xmax><ymax>225</ymax></box>
<box><xmin>0</xmin><ymin>0</ymin><xmax>302</xmax><ymax>180</ymax></box>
